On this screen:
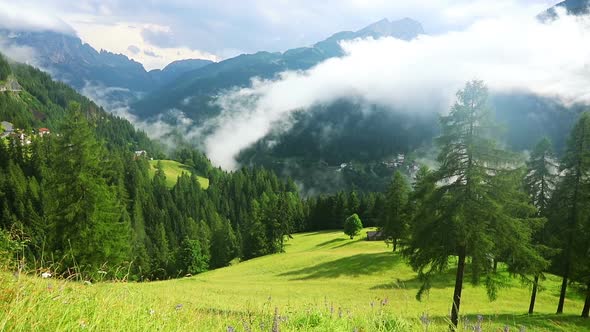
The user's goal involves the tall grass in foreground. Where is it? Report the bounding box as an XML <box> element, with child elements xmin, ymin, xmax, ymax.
<box><xmin>1</xmin><ymin>229</ymin><xmax>590</xmax><ymax>331</ymax></box>
<box><xmin>1</xmin><ymin>272</ymin><xmax>586</xmax><ymax>332</ymax></box>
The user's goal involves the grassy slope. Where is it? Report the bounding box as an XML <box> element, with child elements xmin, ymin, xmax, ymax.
<box><xmin>148</xmin><ymin>159</ymin><xmax>209</xmax><ymax>189</ymax></box>
<box><xmin>1</xmin><ymin>229</ymin><xmax>589</xmax><ymax>331</ymax></box>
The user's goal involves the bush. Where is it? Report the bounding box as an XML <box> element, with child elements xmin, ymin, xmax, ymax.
<box><xmin>343</xmin><ymin>213</ymin><xmax>363</xmax><ymax>239</ymax></box>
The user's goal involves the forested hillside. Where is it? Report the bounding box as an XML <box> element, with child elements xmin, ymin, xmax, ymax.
<box><xmin>0</xmin><ymin>53</ymin><xmax>378</xmax><ymax>280</ymax></box>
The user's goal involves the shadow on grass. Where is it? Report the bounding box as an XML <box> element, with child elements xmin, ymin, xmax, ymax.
<box><xmin>302</xmin><ymin>230</ymin><xmax>340</xmax><ymax>237</ymax></box>
<box><xmin>315</xmin><ymin>238</ymin><xmax>348</xmax><ymax>248</ymax></box>
<box><xmin>279</xmin><ymin>252</ymin><xmax>402</xmax><ymax>280</ymax></box>
<box><xmin>371</xmin><ymin>268</ymin><xmax>457</xmax><ymax>290</ymax></box>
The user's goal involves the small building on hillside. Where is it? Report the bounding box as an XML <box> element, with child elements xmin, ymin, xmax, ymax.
<box><xmin>38</xmin><ymin>128</ymin><xmax>50</xmax><ymax>137</ymax></box>
<box><xmin>134</xmin><ymin>150</ymin><xmax>147</xmax><ymax>160</ymax></box>
<box><xmin>366</xmin><ymin>230</ymin><xmax>385</xmax><ymax>241</ymax></box>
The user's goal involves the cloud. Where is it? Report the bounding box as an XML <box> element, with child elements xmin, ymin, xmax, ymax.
<box><xmin>141</xmin><ymin>25</ymin><xmax>178</xmax><ymax>48</ymax></box>
<box><xmin>0</xmin><ymin>3</ymin><xmax>74</xmax><ymax>34</ymax></box>
<box><xmin>70</xmin><ymin>20</ymin><xmax>218</xmax><ymax>70</ymax></box>
<box><xmin>127</xmin><ymin>45</ymin><xmax>140</xmax><ymax>54</ymax></box>
<box><xmin>0</xmin><ymin>37</ymin><xmax>39</xmax><ymax>65</ymax></box>
<box><xmin>80</xmin><ymin>80</ymin><xmax>201</xmax><ymax>149</ymax></box>
<box><xmin>143</xmin><ymin>49</ymin><xmax>161</xmax><ymax>58</ymax></box>
<box><xmin>201</xmin><ymin>9</ymin><xmax>590</xmax><ymax>170</ymax></box>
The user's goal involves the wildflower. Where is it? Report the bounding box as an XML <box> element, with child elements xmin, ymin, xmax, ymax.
<box><xmin>504</xmin><ymin>326</ymin><xmax>510</xmax><ymax>332</ymax></box>
<box><xmin>370</xmin><ymin>301</ymin><xmax>375</xmax><ymax>308</ymax></box>
<box><xmin>420</xmin><ymin>312</ymin><xmax>430</xmax><ymax>326</ymax></box>
<box><xmin>381</xmin><ymin>298</ymin><xmax>389</xmax><ymax>306</ymax></box>
<box><xmin>272</xmin><ymin>307</ymin><xmax>280</xmax><ymax>332</ymax></box>
<box><xmin>227</xmin><ymin>326</ymin><xmax>235</xmax><ymax>332</ymax></box>
<box><xmin>41</xmin><ymin>272</ymin><xmax>52</xmax><ymax>278</ymax></box>
<box><xmin>149</xmin><ymin>309</ymin><xmax>155</xmax><ymax>316</ymax></box>
<box><xmin>79</xmin><ymin>320</ymin><xmax>87</xmax><ymax>329</ymax></box>
<box><xmin>175</xmin><ymin>304</ymin><xmax>183</xmax><ymax>311</ymax></box>
<box><xmin>519</xmin><ymin>326</ymin><xmax>526</xmax><ymax>332</ymax></box>
<box><xmin>471</xmin><ymin>314</ymin><xmax>483</xmax><ymax>332</ymax></box>
<box><xmin>338</xmin><ymin>307</ymin><xmax>343</xmax><ymax>319</ymax></box>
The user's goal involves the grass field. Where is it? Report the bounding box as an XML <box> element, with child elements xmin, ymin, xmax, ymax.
<box><xmin>1</xmin><ymin>229</ymin><xmax>589</xmax><ymax>331</ymax></box>
<box><xmin>148</xmin><ymin>159</ymin><xmax>209</xmax><ymax>189</ymax></box>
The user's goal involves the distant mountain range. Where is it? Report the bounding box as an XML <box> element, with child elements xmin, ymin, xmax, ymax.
<box><xmin>0</xmin><ymin>3</ymin><xmax>588</xmax><ymax>192</ymax></box>
<box><xmin>0</xmin><ymin>29</ymin><xmax>213</xmax><ymax>103</ymax></box>
<box><xmin>131</xmin><ymin>18</ymin><xmax>424</xmax><ymax>121</ymax></box>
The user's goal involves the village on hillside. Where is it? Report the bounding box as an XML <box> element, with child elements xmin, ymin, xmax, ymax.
<box><xmin>0</xmin><ymin>121</ymin><xmax>51</xmax><ymax>144</ymax></box>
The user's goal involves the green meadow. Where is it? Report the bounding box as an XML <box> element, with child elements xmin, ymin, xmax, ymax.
<box><xmin>1</xmin><ymin>229</ymin><xmax>589</xmax><ymax>331</ymax></box>
<box><xmin>148</xmin><ymin>159</ymin><xmax>210</xmax><ymax>189</ymax></box>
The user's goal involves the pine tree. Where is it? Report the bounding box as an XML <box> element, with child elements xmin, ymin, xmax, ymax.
<box><xmin>348</xmin><ymin>191</ymin><xmax>360</xmax><ymax>215</ymax></box>
<box><xmin>403</xmin><ymin>81</ymin><xmax>545</xmax><ymax>328</ymax></box>
<box><xmin>523</xmin><ymin>137</ymin><xmax>557</xmax><ymax>314</ymax></box>
<box><xmin>382</xmin><ymin>171</ymin><xmax>410</xmax><ymax>252</ymax></box>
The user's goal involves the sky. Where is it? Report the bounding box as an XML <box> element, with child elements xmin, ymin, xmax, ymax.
<box><xmin>0</xmin><ymin>0</ymin><xmax>561</xmax><ymax>70</ymax></box>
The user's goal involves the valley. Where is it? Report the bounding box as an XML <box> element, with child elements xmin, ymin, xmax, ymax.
<box><xmin>2</xmin><ymin>229</ymin><xmax>588</xmax><ymax>331</ymax></box>
<box><xmin>2</xmin><ymin>0</ymin><xmax>590</xmax><ymax>331</ymax></box>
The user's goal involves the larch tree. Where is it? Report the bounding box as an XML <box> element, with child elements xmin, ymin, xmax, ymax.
<box><xmin>403</xmin><ymin>81</ymin><xmax>545</xmax><ymax>328</ymax></box>
<box><xmin>549</xmin><ymin>112</ymin><xmax>590</xmax><ymax>316</ymax></box>
<box><xmin>523</xmin><ymin>137</ymin><xmax>558</xmax><ymax>314</ymax></box>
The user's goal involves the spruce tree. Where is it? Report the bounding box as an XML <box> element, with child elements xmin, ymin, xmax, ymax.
<box><xmin>382</xmin><ymin>171</ymin><xmax>410</xmax><ymax>252</ymax></box>
<box><xmin>45</xmin><ymin>102</ymin><xmax>131</xmax><ymax>274</ymax></box>
<box><xmin>523</xmin><ymin>137</ymin><xmax>557</xmax><ymax>314</ymax></box>
<box><xmin>403</xmin><ymin>81</ymin><xmax>545</xmax><ymax>328</ymax></box>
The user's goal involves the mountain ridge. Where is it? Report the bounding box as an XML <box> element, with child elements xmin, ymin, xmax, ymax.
<box><xmin>0</xmin><ymin>29</ymin><xmax>214</xmax><ymax>103</ymax></box>
<box><xmin>131</xmin><ymin>17</ymin><xmax>425</xmax><ymax>120</ymax></box>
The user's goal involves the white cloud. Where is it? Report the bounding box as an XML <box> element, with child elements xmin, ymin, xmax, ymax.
<box><xmin>69</xmin><ymin>19</ymin><xmax>218</xmax><ymax>70</ymax></box>
<box><xmin>0</xmin><ymin>3</ymin><xmax>74</xmax><ymax>34</ymax></box>
<box><xmin>202</xmin><ymin>9</ymin><xmax>590</xmax><ymax>170</ymax></box>
<box><xmin>0</xmin><ymin>36</ymin><xmax>38</xmax><ymax>65</ymax></box>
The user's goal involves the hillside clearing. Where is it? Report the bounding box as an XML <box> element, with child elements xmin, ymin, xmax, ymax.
<box><xmin>148</xmin><ymin>159</ymin><xmax>209</xmax><ymax>189</ymax></box>
<box><xmin>1</xmin><ymin>229</ymin><xmax>589</xmax><ymax>331</ymax></box>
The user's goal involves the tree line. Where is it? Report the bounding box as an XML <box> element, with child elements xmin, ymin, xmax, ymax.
<box><xmin>361</xmin><ymin>81</ymin><xmax>590</xmax><ymax>327</ymax></box>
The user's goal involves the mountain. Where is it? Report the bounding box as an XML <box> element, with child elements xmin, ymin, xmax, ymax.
<box><xmin>149</xmin><ymin>58</ymin><xmax>213</xmax><ymax>87</ymax></box>
<box><xmin>131</xmin><ymin>18</ymin><xmax>425</xmax><ymax>120</ymax></box>
<box><xmin>128</xmin><ymin>15</ymin><xmax>583</xmax><ymax>193</ymax></box>
<box><xmin>540</xmin><ymin>0</ymin><xmax>590</xmax><ymax>19</ymax></box>
<box><xmin>0</xmin><ymin>29</ymin><xmax>214</xmax><ymax>104</ymax></box>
